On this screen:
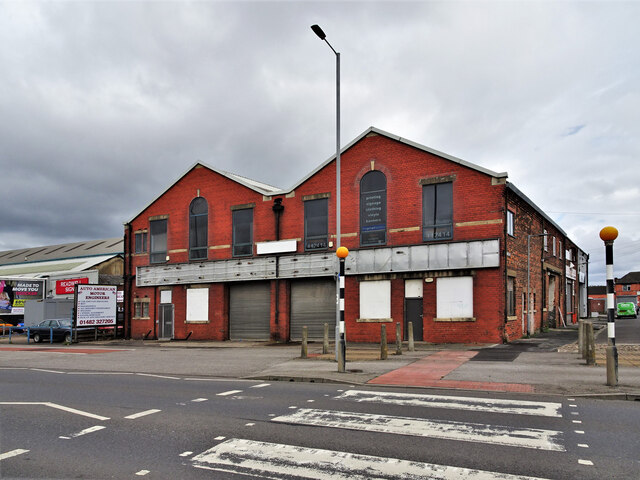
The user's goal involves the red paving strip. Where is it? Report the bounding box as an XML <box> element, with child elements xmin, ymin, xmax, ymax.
<box><xmin>0</xmin><ymin>347</ymin><xmax>126</xmax><ymax>354</ymax></box>
<box><xmin>368</xmin><ymin>350</ymin><xmax>535</xmax><ymax>393</ymax></box>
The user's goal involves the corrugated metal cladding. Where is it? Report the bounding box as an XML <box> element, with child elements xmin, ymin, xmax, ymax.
<box><xmin>229</xmin><ymin>282</ymin><xmax>271</xmax><ymax>340</ymax></box>
<box><xmin>290</xmin><ymin>278</ymin><xmax>336</xmax><ymax>341</ymax></box>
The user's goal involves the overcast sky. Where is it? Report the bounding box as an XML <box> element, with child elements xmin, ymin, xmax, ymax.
<box><xmin>1</xmin><ymin>0</ymin><xmax>638</xmax><ymax>284</ymax></box>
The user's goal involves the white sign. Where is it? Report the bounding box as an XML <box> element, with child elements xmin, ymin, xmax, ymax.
<box><xmin>76</xmin><ymin>285</ymin><xmax>117</xmax><ymax>326</ymax></box>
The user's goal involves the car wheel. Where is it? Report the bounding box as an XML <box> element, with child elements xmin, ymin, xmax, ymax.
<box><xmin>33</xmin><ymin>333</ymin><xmax>41</xmax><ymax>343</ymax></box>
<box><xmin>64</xmin><ymin>332</ymin><xmax>72</xmax><ymax>343</ymax></box>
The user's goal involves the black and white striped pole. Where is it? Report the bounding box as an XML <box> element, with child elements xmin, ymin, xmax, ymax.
<box><xmin>336</xmin><ymin>246</ymin><xmax>349</xmax><ymax>373</ymax></box>
<box><xmin>599</xmin><ymin>226</ymin><xmax>618</xmax><ymax>386</ymax></box>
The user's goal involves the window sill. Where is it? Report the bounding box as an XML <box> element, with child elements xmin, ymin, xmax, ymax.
<box><xmin>434</xmin><ymin>317</ymin><xmax>476</xmax><ymax>322</ymax></box>
<box><xmin>185</xmin><ymin>320</ymin><xmax>209</xmax><ymax>324</ymax></box>
<box><xmin>356</xmin><ymin>318</ymin><xmax>393</xmax><ymax>323</ymax></box>
<box><xmin>506</xmin><ymin>316</ymin><xmax>517</xmax><ymax>321</ymax></box>
<box><xmin>133</xmin><ymin>317</ymin><xmax>150</xmax><ymax>320</ymax></box>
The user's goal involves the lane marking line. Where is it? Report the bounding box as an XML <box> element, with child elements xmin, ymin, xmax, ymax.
<box><xmin>191</xmin><ymin>398</ymin><xmax>208</xmax><ymax>402</ymax></box>
<box><xmin>578</xmin><ymin>444</ymin><xmax>589</xmax><ymax>448</ymax></box>
<box><xmin>179</xmin><ymin>451</ymin><xmax>193</xmax><ymax>457</ymax></box>
<box><xmin>191</xmin><ymin>438</ymin><xmax>554</xmax><ymax>480</ymax></box>
<box><xmin>578</xmin><ymin>459</ymin><xmax>594</xmax><ymax>466</ymax></box>
<box><xmin>0</xmin><ymin>449</ymin><xmax>29</xmax><ymax>461</ymax></box>
<box><xmin>125</xmin><ymin>409</ymin><xmax>161</xmax><ymax>419</ymax></box>
<box><xmin>251</xmin><ymin>383</ymin><xmax>270</xmax><ymax>389</ymax></box>
<box><xmin>30</xmin><ymin>368</ymin><xmax>65</xmax><ymax>374</ymax></box>
<box><xmin>135</xmin><ymin>470</ymin><xmax>150</xmax><ymax>476</ymax></box>
<box><xmin>60</xmin><ymin>425</ymin><xmax>106</xmax><ymax>439</ymax></box>
<box><xmin>217</xmin><ymin>390</ymin><xmax>242</xmax><ymax>396</ymax></box>
<box><xmin>0</xmin><ymin>402</ymin><xmax>110</xmax><ymax>420</ymax></box>
<box><xmin>136</xmin><ymin>373</ymin><xmax>181</xmax><ymax>380</ymax></box>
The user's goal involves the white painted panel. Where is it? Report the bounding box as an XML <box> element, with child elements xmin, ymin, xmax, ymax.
<box><xmin>186</xmin><ymin>288</ymin><xmax>208</xmax><ymax>322</ymax></box>
<box><xmin>160</xmin><ymin>290</ymin><xmax>172</xmax><ymax>304</ymax></box>
<box><xmin>256</xmin><ymin>239</ymin><xmax>297</xmax><ymax>255</ymax></box>
<box><xmin>405</xmin><ymin>279</ymin><xmax>423</xmax><ymax>298</ymax></box>
<box><xmin>437</xmin><ymin>276</ymin><xmax>473</xmax><ymax>318</ymax></box>
<box><xmin>359</xmin><ymin>280</ymin><xmax>390</xmax><ymax>319</ymax></box>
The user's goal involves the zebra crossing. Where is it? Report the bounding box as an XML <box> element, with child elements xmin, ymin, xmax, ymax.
<box><xmin>190</xmin><ymin>389</ymin><xmax>569</xmax><ymax>479</ymax></box>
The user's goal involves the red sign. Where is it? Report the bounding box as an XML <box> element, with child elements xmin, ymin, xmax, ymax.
<box><xmin>56</xmin><ymin>277</ymin><xmax>89</xmax><ymax>295</ymax></box>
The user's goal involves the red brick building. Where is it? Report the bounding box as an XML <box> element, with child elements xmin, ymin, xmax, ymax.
<box><xmin>614</xmin><ymin>272</ymin><xmax>640</xmax><ymax>307</ymax></box>
<box><xmin>124</xmin><ymin>127</ymin><xmax>588</xmax><ymax>344</ymax></box>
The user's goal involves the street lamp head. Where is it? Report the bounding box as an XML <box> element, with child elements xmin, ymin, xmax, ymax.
<box><xmin>336</xmin><ymin>246</ymin><xmax>349</xmax><ymax>259</ymax></box>
<box><xmin>599</xmin><ymin>226</ymin><xmax>618</xmax><ymax>243</ymax></box>
<box><xmin>311</xmin><ymin>24</ymin><xmax>326</xmax><ymax>40</ymax></box>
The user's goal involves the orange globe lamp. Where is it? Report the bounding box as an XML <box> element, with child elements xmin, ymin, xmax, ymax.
<box><xmin>599</xmin><ymin>226</ymin><xmax>618</xmax><ymax>242</ymax></box>
<box><xmin>336</xmin><ymin>246</ymin><xmax>349</xmax><ymax>258</ymax></box>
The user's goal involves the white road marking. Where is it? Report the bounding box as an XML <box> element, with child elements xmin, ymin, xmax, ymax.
<box><xmin>251</xmin><ymin>383</ymin><xmax>270</xmax><ymax>388</ymax></box>
<box><xmin>272</xmin><ymin>409</ymin><xmax>565</xmax><ymax>451</ymax></box>
<box><xmin>30</xmin><ymin>368</ymin><xmax>65</xmax><ymax>374</ymax></box>
<box><xmin>569</xmin><ymin>404</ymin><xmax>577</xmax><ymax>407</ymax></box>
<box><xmin>572</xmin><ymin>420</ymin><xmax>582</xmax><ymax>424</ymax></box>
<box><xmin>0</xmin><ymin>449</ymin><xmax>29</xmax><ymax>461</ymax></box>
<box><xmin>60</xmin><ymin>425</ymin><xmax>106</xmax><ymax>439</ymax></box>
<box><xmin>191</xmin><ymin>398</ymin><xmax>208</xmax><ymax>402</ymax></box>
<box><xmin>179</xmin><ymin>451</ymin><xmax>193</xmax><ymax>457</ymax></box>
<box><xmin>217</xmin><ymin>390</ymin><xmax>242</xmax><ymax>396</ymax></box>
<box><xmin>125</xmin><ymin>409</ymin><xmax>161</xmax><ymax>419</ymax></box>
<box><xmin>578</xmin><ymin>444</ymin><xmax>589</xmax><ymax>448</ymax></box>
<box><xmin>136</xmin><ymin>373</ymin><xmax>181</xmax><ymax>380</ymax></box>
<box><xmin>191</xmin><ymin>438</ymin><xmax>553</xmax><ymax>479</ymax></box>
<box><xmin>214</xmin><ymin>436</ymin><xmax>226</xmax><ymax>441</ymax></box>
<box><xmin>336</xmin><ymin>390</ymin><xmax>563</xmax><ymax>417</ymax></box>
<box><xmin>0</xmin><ymin>402</ymin><xmax>109</xmax><ymax>420</ymax></box>
<box><xmin>575</xmin><ymin>430</ymin><xmax>585</xmax><ymax>434</ymax></box>
<box><xmin>67</xmin><ymin>372</ymin><xmax>133</xmax><ymax>375</ymax></box>
<box><xmin>135</xmin><ymin>470</ymin><xmax>150</xmax><ymax>475</ymax></box>
<box><xmin>245</xmin><ymin>423</ymin><xmax>255</xmax><ymax>426</ymax></box>
<box><xmin>578</xmin><ymin>459</ymin><xmax>594</xmax><ymax>466</ymax></box>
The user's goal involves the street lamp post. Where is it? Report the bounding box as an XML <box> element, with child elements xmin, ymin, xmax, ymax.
<box><xmin>311</xmin><ymin>24</ymin><xmax>342</xmax><ymax>364</ymax></box>
<box><xmin>600</xmin><ymin>226</ymin><xmax>619</xmax><ymax>386</ymax></box>
<box><xmin>527</xmin><ymin>233</ymin><xmax>548</xmax><ymax>336</ymax></box>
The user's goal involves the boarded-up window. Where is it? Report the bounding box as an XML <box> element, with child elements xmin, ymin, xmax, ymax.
<box><xmin>359</xmin><ymin>280</ymin><xmax>391</xmax><ymax>319</ymax></box>
<box><xmin>437</xmin><ymin>276</ymin><xmax>473</xmax><ymax>318</ymax></box>
<box><xmin>186</xmin><ymin>288</ymin><xmax>209</xmax><ymax>322</ymax></box>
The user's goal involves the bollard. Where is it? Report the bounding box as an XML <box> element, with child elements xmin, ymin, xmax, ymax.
<box><xmin>380</xmin><ymin>324</ymin><xmax>388</xmax><ymax>360</ymax></box>
<box><xmin>585</xmin><ymin>321</ymin><xmax>595</xmax><ymax>366</ymax></box>
<box><xmin>408</xmin><ymin>322</ymin><xmax>415</xmax><ymax>352</ymax></box>
<box><xmin>578</xmin><ymin>319</ymin><xmax>585</xmax><ymax>358</ymax></box>
<box><xmin>301</xmin><ymin>326</ymin><xmax>308</xmax><ymax>359</ymax></box>
<box><xmin>323</xmin><ymin>323</ymin><xmax>329</xmax><ymax>354</ymax></box>
<box><xmin>395</xmin><ymin>323</ymin><xmax>402</xmax><ymax>355</ymax></box>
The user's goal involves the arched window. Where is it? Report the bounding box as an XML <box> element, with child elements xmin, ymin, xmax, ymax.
<box><xmin>189</xmin><ymin>197</ymin><xmax>208</xmax><ymax>260</ymax></box>
<box><xmin>360</xmin><ymin>170</ymin><xmax>387</xmax><ymax>246</ymax></box>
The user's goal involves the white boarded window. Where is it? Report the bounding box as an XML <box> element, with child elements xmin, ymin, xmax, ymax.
<box><xmin>360</xmin><ymin>280</ymin><xmax>391</xmax><ymax>319</ymax></box>
<box><xmin>437</xmin><ymin>276</ymin><xmax>473</xmax><ymax>318</ymax></box>
<box><xmin>186</xmin><ymin>288</ymin><xmax>209</xmax><ymax>322</ymax></box>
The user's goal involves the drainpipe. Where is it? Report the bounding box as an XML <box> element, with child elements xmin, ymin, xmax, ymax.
<box><xmin>272</xmin><ymin>198</ymin><xmax>285</xmax><ymax>334</ymax></box>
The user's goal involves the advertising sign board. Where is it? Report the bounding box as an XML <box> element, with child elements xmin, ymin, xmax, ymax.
<box><xmin>0</xmin><ymin>278</ymin><xmax>46</xmax><ymax>315</ymax></box>
<box><xmin>75</xmin><ymin>284</ymin><xmax>117</xmax><ymax>326</ymax></box>
<box><xmin>56</xmin><ymin>277</ymin><xmax>89</xmax><ymax>295</ymax></box>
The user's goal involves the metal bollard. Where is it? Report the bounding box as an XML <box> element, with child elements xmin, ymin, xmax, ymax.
<box><xmin>323</xmin><ymin>323</ymin><xmax>329</xmax><ymax>354</ymax></box>
<box><xmin>395</xmin><ymin>323</ymin><xmax>402</xmax><ymax>355</ymax></box>
<box><xmin>585</xmin><ymin>321</ymin><xmax>595</xmax><ymax>365</ymax></box>
<box><xmin>301</xmin><ymin>326</ymin><xmax>308</xmax><ymax>359</ymax></box>
<box><xmin>380</xmin><ymin>324</ymin><xmax>388</xmax><ymax>360</ymax></box>
<box><xmin>408</xmin><ymin>322</ymin><xmax>415</xmax><ymax>352</ymax></box>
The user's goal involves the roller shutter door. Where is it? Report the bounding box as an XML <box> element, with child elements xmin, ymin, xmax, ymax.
<box><xmin>229</xmin><ymin>282</ymin><xmax>271</xmax><ymax>340</ymax></box>
<box><xmin>290</xmin><ymin>279</ymin><xmax>335</xmax><ymax>341</ymax></box>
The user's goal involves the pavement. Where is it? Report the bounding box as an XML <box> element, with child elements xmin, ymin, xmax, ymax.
<box><xmin>1</xmin><ymin>317</ymin><xmax>639</xmax><ymax>400</ymax></box>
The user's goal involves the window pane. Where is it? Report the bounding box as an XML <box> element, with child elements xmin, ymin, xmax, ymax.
<box><xmin>423</xmin><ymin>183</ymin><xmax>453</xmax><ymax>241</ymax></box>
<box><xmin>360</xmin><ymin>171</ymin><xmax>387</xmax><ymax>246</ymax></box>
<box><xmin>150</xmin><ymin>219</ymin><xmax>167</xmax><ymax>263</ymax></box>
<box><xmin>189</xmin><ymin>198</ymin><xmax>208</xmax><ymax>260</ymax></box>
<box><xmin>233</xmin><ymin>208</ymin><xmax>253</xmax><ymax>256</ymax></box>
<box><xmin>437</xmin><ymin>276</ymin><xmax>473</xmax><ymax>318</ymax></box>
<box><xmin>359</xmin><ymin>280</ymin><xmax>391</xmax><ymax>319</ymax></box>
<box><xmin>305</xmin><ymin>198</ymin><xmax>328</xmax><ymax>250</ymax></box>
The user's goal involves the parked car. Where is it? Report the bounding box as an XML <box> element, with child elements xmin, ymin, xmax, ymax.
<box><xmin>616</xmin><ymin>302</ymin><xmax>637</xmax><ymax>319</ymax></box>
<box><xmin>28</xmin><ymin>319</ymin><xmax>90</xmax><ymax>343</ymax></box>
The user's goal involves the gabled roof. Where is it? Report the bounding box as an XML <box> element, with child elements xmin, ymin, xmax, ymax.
<box><xmin>126</xmin><ymin>126</ymin><xmax>510</xmax><ymax>225</ymax></box>
<box><xmin>283</xmin><ymin>126</ymin><xmax>509</xmax><ymax>193</ymax></box>
<box><xmin>0</xmin><ymin>238</ymin><xmax>123</xmax><ymax>267</ymax></box>
<box><xmin>617</xmin><ymin>271</ymin><xmax>640</xmax><ymax>284</ymax></box>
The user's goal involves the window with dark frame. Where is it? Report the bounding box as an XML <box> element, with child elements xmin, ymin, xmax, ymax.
<box><xmin>232</xmin><ymin>208</ymin><xmax>253</xmax><ymax>257</ymax></box>
<box><xmin>360</xmin><ymin>170</ymin><xmax>387</xmax><ymax>246</ymax></box>
<box><xmin>149</xmin><ymin>218</ymin><xmax>168</xmax><ymax>264</ymax></box>
<box><xmin>304</xmin><ymin>198</ymin><xmax>329</xmax><ymax>251</ymax></box>
<box><xmin>189</xmin><ymin>197</ymin><xmax>208</xmax><ymax>260</ymax></box>
<box><xmin>134</xmin><ymin>232</ymin><xmax>147</xmax><ymax>254</ymax></box>
<box><xmin>133</xmin><ymin>300</ymin><xmax>149</xmax><ymax>318</ymax></box>
<box><xmin>507</xmin><ymin>210</ymin><xmax>515</xmax><ymax>237</ymax></box>
<box><xmin>507</xmin><ymin>277</ymin><xmax>516</xmax><ymax>316</ymax></box>
<box><xmin>422</xmin><ymin>182</ymin><xmax>453</xmax><ymax>241</ymax></box>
